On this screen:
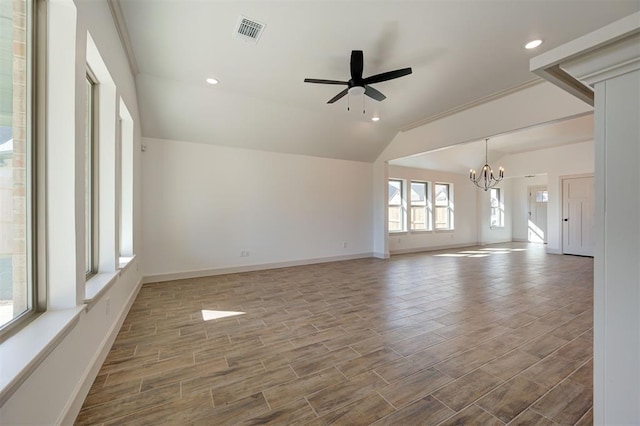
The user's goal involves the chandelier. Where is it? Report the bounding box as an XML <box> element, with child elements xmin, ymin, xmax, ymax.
<box><xmin>470</xmin><ymin>138</ymin><xmax>504</xmax><ymax>191</ymax></box>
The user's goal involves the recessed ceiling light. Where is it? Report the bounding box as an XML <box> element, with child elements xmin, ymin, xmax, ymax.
<box><xmin>371</xmin><ymin>116</ymin><xmax>380</xmax><ymax>122</ymax></box>
<box><xmin>525</xmin><ymin>39</ymin><xmax>543</xmax><ymax>49</ymax></box>
<box><xmin>206</xmin><ymin>78</ymin><xmax>219</xmax><ymax>85</ymax></box>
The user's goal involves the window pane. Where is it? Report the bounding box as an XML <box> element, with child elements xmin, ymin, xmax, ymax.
<box><xmin>435</xmin><ymin>184</ymin><xmax>449</xmax><ymax>206</ymax></box>
<box><xmin>85</xmin><ymin>75</ymin><xmax>94</xmax><ymax>275</ymax></box>
<box><xmin>388</xmin><ymin>180</ymin><xmax>401</xmax><ymax>206</ymax></box>
<box><xmin>411</xmin><ymin>206</ymin><xmax>426</xmax><ymax>230</ymax></box>
<box><xmin>0</xmin><ymin>0</ymin><xmax>31</xmax><ymax>329</ymax></box>
<box><xmin>410</xmin><ymin>182</ymin><xmax>426</xmax><ymax>204</ymax></box>
<box><xmin>536</xmin><ymin>190</ymin><xmax>548</xmax><ymax>203</ymax></box>
<box><xmin>435</xmin><ymin>206</ymin><xmax>450</xmax><ymax>229</ymax></box>
<box><xmin>389</xmin><ymin>179</ymin><xmax>405</xmax><ymax>232</ymax></box>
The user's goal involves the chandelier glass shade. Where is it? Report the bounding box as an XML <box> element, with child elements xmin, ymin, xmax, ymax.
<box><xmin>470</xmin><ymin>139</ymin><xmax>504</xmax><ymax>191</ymax></box>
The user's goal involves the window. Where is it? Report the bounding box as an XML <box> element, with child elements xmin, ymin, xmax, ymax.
<box><xmin>118</xmin><ymin>100</ymin><xmax>133</xmax><ymax>260</ymax></box>
<box><xmin>388</xmin><ymin>179</ymin><xmax>405</xmax><ymax>232</ymax></box>
<box><xmin>535</xmin><ymin>190</ymin><xmax>548</xmax><ymax>203</ymax></box>
<box><xmin>490</xmin><ymin>188</ymin><xmax>504</xmax><ymax>227</ymax></box>
<box><xmin>434</xmin><ymin>183</ymin><xmax>454</xmax><ymax>230</ymax></box>
<box><xmin>0</xmin><ymin>0</ymin><xmax>35</xmax><ymax>333</ymax></box>
<box><xmin>85</xmin><ymin>72</ymin><xmax>97</xmax><ymax>278</ymax></box>
<box><xmin>410</xmin><ymin>181</ymin><xmax>432</xmax><ymax>231</ymax></box>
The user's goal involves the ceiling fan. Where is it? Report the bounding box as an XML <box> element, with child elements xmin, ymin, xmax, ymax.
<box><xmin>304</xmin><ymin>50</ymin><xmax>412</xmax><ymax>105</ymax></box>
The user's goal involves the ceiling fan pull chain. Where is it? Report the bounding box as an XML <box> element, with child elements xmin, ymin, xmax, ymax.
<box><xmin>362</xmin><ymin>95</ymin><xmax>365</xmax><ymax>114</ymax></box>
<box><xmin>347</xmin><ymin>93</ymin><xmax>350</xmax><ymax>111</ymax></box>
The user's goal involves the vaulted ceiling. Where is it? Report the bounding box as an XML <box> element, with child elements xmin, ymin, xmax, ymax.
<box><xmin>117</xmin><ymin>0</ymin><xmax>639</xmax><ymax>162</ymax></box>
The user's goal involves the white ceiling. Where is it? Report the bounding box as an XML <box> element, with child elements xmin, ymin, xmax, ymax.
<box><xmin>117</xmin><ymin>1</ymin><xmax>639</xmax><ymax>162</ymax></box>
<box><xmin>389</xmin><ymin>113</ymin><xmax>594</xmax><ymax>173</ymax></box>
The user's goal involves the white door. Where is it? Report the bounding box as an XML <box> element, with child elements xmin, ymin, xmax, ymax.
<box><xmin>562</xmin><ymin>176</ymin><xmax>594</xmax><ymax>256</ymax></box>
<box><xmin>528</xmin><ymin>186</ymin><xmax>548</xmax><ymax>243</ymax></box>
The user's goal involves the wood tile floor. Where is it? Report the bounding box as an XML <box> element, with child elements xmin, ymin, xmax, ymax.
<box><xmin>76</xmin><ymin>243</ymin><xmax>593</xmax><ymax>425</ymax></box>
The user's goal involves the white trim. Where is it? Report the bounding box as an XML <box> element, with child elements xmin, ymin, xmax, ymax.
<box><xmin>401</xmin><ymin>79</ymin><xmax>543</xmax><ymax>132</ymax></box>
<box><xmin>0</xmin><ymin>307</ymin><xmax>85</xmax><ymax>406</ymax></box>
<box><xmin>106</xmin><ymin>0</ymin><xmax>139</xmax><ymax>75</ymax></box>
<box><xmin>390</xmin><ymin>242</ymin><xmax>475</xmax><ymax>255</ymax></box>
<box><xmin>373</xmin><ymin>251</ymin><xmax>389</xmax><ymax>259</ymax></box>
<box><xmin>57</xmin><ymin>277</ymin><xmax>143</xmax><ymax>425</ymax></box>
<box><xmin>142</xmin><ymin>253</ymin><xmax>374</xmax><ymax>284</ymax></box>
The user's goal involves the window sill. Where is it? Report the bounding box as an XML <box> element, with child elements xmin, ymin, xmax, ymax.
<box><xmin>434</xmin><ymin>228</ymin><xmax>455</xmax><ymax>232</ymax></box>
<box><xmin>85</xmin><ymin>271</ymin><xmax>119</xmax><ymax>308</ymax></box>
<box><xmin>0</xmin><ymin>306</ymin><xmax>85</xmax><ymax>406</ymax></box>
<box><xmin>119</xmin><ymin>255</ymin><xmax>135</xmax><ymax>270</ymax></box>
<box><xmin>410</xmin><ymin>230</ymin><xmax>433</xmax><ymax>234</ymax></box>
<box><xmin>490</xmin><ymin>226</ymin><xmax>505</xmax><ymax>230</ymax></box>
<box><xmin>389</xmin><ymin>231</ymin><xmax>408</xmax><ymax>235</ymax></box>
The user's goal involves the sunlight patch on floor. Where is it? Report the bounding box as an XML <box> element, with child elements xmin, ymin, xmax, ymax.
<box><xmin>201</xmin><ymin>310</ymin><xmax>245</xmax><ymax>321</ymax></box>
<box><xmin>434</xmin><ymin>247</ymin><xmax>526</xmax><ymax>258</ymax></box>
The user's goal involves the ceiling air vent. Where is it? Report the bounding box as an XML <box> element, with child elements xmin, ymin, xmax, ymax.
<box><xmin>235</xmin><ymin>16</ymin><xmax>265</xmax><ymax>43</ymax></box>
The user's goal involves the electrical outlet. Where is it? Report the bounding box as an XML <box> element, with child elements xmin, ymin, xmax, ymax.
<box><xmin>397</xmin><ymin>237</ymin><xmax>401</xmax><ymax>244</ymax></box>
<box><xmin>240</xmin><ymin>250</ymin><xmax>250</xmax><ymax>257</ymax></box>
<box><xmin>342</xmin><ymin>241</ymin><xmax>347</xmax><ymax>248</ymax></box>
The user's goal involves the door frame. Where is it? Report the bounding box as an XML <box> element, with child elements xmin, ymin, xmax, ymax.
<box><xmin>528</xmin><ymin>185</ymin><xmax>548</xmax><ymax>243</ymax></box>
<box><xmin>560</xmin><ymin>173</ymin><xmax>594</xmax><ymax>255</ymax></box>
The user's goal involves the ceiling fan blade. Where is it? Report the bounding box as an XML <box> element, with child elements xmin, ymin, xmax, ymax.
<box><xmin>365</xmin><ymin>85</ymin><xmax>386</xmax><ymax>101</ymax></box>
<box><xmin>327</xmin><ymin>88</ymin><xmax>348</xmax><ymax>104</ymax></box>
<box><xmin>363</xmin><ymin>67</ymin><xmax>412</xmax><ymax>85</ymax></box>
<box><xmin>304</xmin><ymin>78</ymin><xmax>348</xmax><ymax>85</ymax></box>
<box><xmin>350</xmin><ymin>50</ymin><xmax>364</xmax><ymax>81</ymax></box>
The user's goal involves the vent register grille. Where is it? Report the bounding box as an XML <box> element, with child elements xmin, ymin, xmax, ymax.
<box><xmin>235</xmin><ymin>16</ymin><xmax>265</xmax><ymax>43</ymax></box>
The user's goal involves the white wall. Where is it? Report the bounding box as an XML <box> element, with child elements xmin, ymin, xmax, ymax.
<box><xmin>500</xmin><ymin>141</ymin><xmax>594</xmax><ymax>253</ymax></box>
<box><xmin>387</xmin><ymin>166</ymin><xmax>477</xmax><ymax>253</ymax></box>
<box><xmin>0</xmin><ymin>0</ymin><xmax>143</xmax><ymax>423</ymax></box>
<box><xmin>477</xmin><ymin>178</ymin><xmax>513</xmax><ymax>245</ymax></box>
<box><xmin>142</xmin><ymin>137</ymin><xmax>373</xmax><ymax>281</ymax></box>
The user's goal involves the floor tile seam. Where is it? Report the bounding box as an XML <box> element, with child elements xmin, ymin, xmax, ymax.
<box><xmin>79</xmin><ymin>378</ymin><xmax>143</xmax><ymax>412</ymax></box>
<box><xmin>430</xmin><ymin>394</ymin><xmax>460</xmax><ymax>425</ymax></box>
<box><xmin>572</xmin><ymin>406</ymin><xmax>592</xmax><ymax>425</ymax></box>
<box><xmin>375</xmin><ymin>390</ymin><xmax>399</xmax><ymax>410</ymax></box>
<box><xmin>379</xmin><ymin>369</ymin><xmax>455</xmax><ymax>409</ymax></box>
<box><xmin>526</xmin><ymin>405</ymin><xmax>563</xmax><ymax>425</ymax></box>
<box><xmin>545</xmin><ymin>330</ymin><xmax>593</xmax><ymax>362</ymax></box>
<box><xmin>509</xmin><ymin>357</ymin><xmax>593</xmax><ymax>420</ymax></box>
<box><xmin>303</xmin><ymin>395</ymin><xmax>320</xmax><ymax>418</ymax></box>
<box><xmin>431</xmin><ymin>372</ymin><xmax>506</xmax><ymax>421</ymax></box>
<box><xmin>474</xmin><ymin>402</ymin><xmax>508</xmax><ymax>424</ymax></box>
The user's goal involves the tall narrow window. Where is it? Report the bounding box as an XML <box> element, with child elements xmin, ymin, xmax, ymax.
<box><xmin>0</xmin><ymin>0</ymin><xmax>34</xmax><ymax>333</ymax></box>
<box><xmin>119</xmin><ymin>100</ymin><xmax>133</xmax><ymax>261</ymax></box>
<box><xmin>490</xmin><ymin>188</ymin><xmax>504</xmax><ymax>227</ymax></box>
<box><xmin>388</xmin><ymin>179</ymin><xmax>405</xmax><ymax>232</ymax></box>
<box><xmin>435</xmin><ymin>183</ymin><xmax>454</xmax><ymax>230</ymax></box>
<box><xmin>410</xmin><ymin>181</ymin><xmax>432</xmax><ymax>231</ymax></box>
<box><xmin>85</xmin><ymin>73</ymin><xmax>97</xmax><ymax>278</ymax></box>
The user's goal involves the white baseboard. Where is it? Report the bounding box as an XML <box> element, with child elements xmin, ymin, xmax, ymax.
<box><xmin>390</xmin><ymin>242</ymin><xmax>476</xmax><ymax>255</ymax></box>
<box><xmin>512</xmin><ymin>238</ymin><xmax>529</xmax><ymax>242</ymax></box>
<box><xmin>546</xmin><ymin>247</ymin><xmax>562</xmax><ymax>254</ymax></box>
<box><xmin>143</xmin><ymin>252</ymin><xmax>374</xmax><ymax>284</ymax></box>
<box><xmin>373</xmin><ymin>251</ymin><xmax>389</xmax><ymax>259</ymax></box>
<box><xmin>58</xmin><ymin>277</ymin><xmax>144</xmax><ymax>425</ymax></box>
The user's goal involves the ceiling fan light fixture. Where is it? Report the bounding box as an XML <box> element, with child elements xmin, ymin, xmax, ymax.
<box><xmin>348</xmin><ymin>86</ymin><xmax>366</xmax><ymax>96</ymax></box>
<box><xmin>371</xmin><ymin>116</ymin><xmax>380</xmax><ymax>122</ymax></box>
<box><xmin>206</xmin><ymin>77</ymin><xmax>219</xmax><ymax>85</ymax></box>
<box><xmin>525</xmin><ymin>39</ymin><xmax>543</xmax><ymax>49</ymax></box>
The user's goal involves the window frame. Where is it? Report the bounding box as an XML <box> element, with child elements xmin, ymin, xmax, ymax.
<box><xmin>0</xmin><ymin>0</ymin><xmax>42</xmax><ymax>340</ymax></box>
<box><xmin>388</xmin><ymin>178</ymin><xmax>406</xmax><ymax>233</ymax></box>
<box><xmin>410</xmin><ymin>180</ymin><xmax>432</xmax><ymax>232</ymax></box>
<box><xmin>434</xmin><ymin>182</ymin><xmax>454</xmax><ymax>231</ymax></box>
<box><xmin>84</xmin><ymin>68</ymin><xmax>99</xmax><ymax>280</ymax></box>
